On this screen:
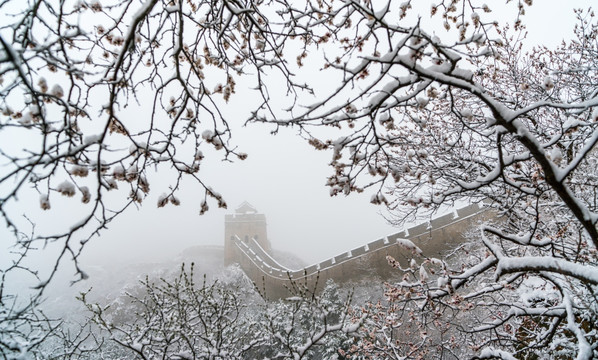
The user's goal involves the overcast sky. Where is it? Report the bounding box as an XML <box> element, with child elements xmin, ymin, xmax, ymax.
<box><xmin>73</xmin><ymin>0</ymin><xmax>590</xmax><ymax>268</ymax></box>
<box><xmin>2</xmin><ymin>1</ymin><xmax>593</xmax><ymax>277</ymax></box>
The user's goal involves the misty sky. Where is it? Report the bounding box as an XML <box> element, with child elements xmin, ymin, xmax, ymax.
<box><xmin>2</xmin><ymin>1</ymin><xmax>592</xmax><ymax>274</ymax></box>
<box><xmin>80</xmin><ymin>1</ymin><xmax>589</xmax><ymax>267</ymax></box>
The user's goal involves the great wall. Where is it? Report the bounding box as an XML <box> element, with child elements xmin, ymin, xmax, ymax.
<box><xmin>224</xmin><ymin>202</ymin><xmax>487</xmax><ymax>299</ymax></box>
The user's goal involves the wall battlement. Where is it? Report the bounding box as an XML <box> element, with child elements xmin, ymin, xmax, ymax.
<box><xmin>225</xmin><ymin>213</ymin><xmax>267</xmax><ymax>221</ymax></box>
<box><xmin>225</xmin><ymin>203</ymin><xmax>488</xmax><ymax>299</ymax></box>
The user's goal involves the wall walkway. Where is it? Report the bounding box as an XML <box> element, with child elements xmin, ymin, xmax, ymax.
<box><xmin>229</xmin><ymin>203</ymin><xmax>488</xmax><ymax>299</ymax></box>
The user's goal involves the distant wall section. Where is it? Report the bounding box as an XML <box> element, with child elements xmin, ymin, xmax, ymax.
<box><xmin>225</xmin><ymin>202</ymin><xmax>489</xmax><ymax>300</ymax></box>
<box><xmin>224</xmin><ymin>202</ymin><xmax>271</xmax><ymax>266</ymax></box>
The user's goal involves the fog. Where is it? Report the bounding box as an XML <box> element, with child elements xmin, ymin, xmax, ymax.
<box><xmin>79</xmin><ymin>123</ymin><xmax>397</xmax><ymax>267</ymax></box>
<box><xmin>78</xmin><ymin>0</ymin><xmax>589</xmax><ymax>268</ymax></box>
<box><xmin>2</xmin><ymin>0</ymin><xmax>590</xmax><ymax>283</ymax></box>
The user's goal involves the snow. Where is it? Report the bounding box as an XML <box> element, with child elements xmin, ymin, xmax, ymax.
<box><xmin>368</xmin><ymin>77</ymin><xmax>412</xmax><ymax>107</ymax></box>
<box><xmin>157</xmin><ymin>193</ymin><xmax>168</xmax><ymax>207</ymax></box>
<box><xmin>478</xmin><ymin>347</ymin><xmax>517</xmax><ymax>360</ymax></box>
<box><xmin>69</xmin><ymin>165</ymin><xmax>89</xmax><ymax>177</ymax></box>
<box><xmin>129</xmin><ymin>141</ymin><xmax>147</xmax><ymax>155</ymax></box>
<box><xmin>37</xmin><ymin>77</ymin><xmax>48</xmax><ymax>92</ymax></box>
<box><xmin>460</xmin><ymin>108</ymin><xmax>473</xmax><ymax>119</ymax></box>
<box><xmin>57</xmin><ymin>180</ymin><xmax>76</xmax><ymax>197</ymax></box>
<box><xmin>542</xmin><ymin>75</ymin><xmax>555</xmax><ymax>91</ymax></box>
<box><xmin>496</xmin><ymin>255</ymin><xmax>598</xmax><ymax>285</ymax></box>
<box><xmin>165</xmin><ymin>3</ymin><xmax>180</xmax><ymax>13</ymax></box>
<box><xmin>451</xmin><ymin>68</ymin><xmax>474</xmax><ymax>81</ymax></box>
<box><xmin>80</xmin><ymin>186</ymin><xmax>91</xmax><ymax>203</ymax></box>
<box><xmin>564</xmin><ymin>294</ymin><xmax>593</xmax><ymax>360</ymax></box>
<box><xmin>410</xmin><ymin>258</ymin><xmax>417</xmax><ymax>269</ymax></box>
<box><xmin>112</xmin><ymin>165</ymin><xmax>125</xmax><ymax>179</ymax></box>
<box><xmin>550</xmin><ymin>146</ymin><xmax>563</xmax><ymax>164</ymax></box>
<box><xmin>419</xmin><ymin>265</ymin><xmax>429</xmax><ymax>283</ymax></box>
<box><xmin>50</xmin><ymin>84</ymin><xmax>64</xmax><ymax>98</ymax></box>
<box><xmin>126</xmin><ymin>164</ymin><xmax>138</xmax><ymax>180</ymax></box>
<box><xmin>83</xmin><ymin>134</ymin><xmax>101</xmax><ymax>145</ymax></box>
<box><xmin>39</xmin><ymin>194</ymin><xmax>50</xmax><ymax>210</ymax></box>
<box><xmin>18</xmin><ymin>112</ymin><xmax>32</xmax><ymax>125</ymax></box>
<box><xmin>395</xmin><ymin>238</ymin><xmax>423</xmax><ymax>255</ymax></box>
<box><xmin>416</xmin><ymin>96</ymin><xmax>429</xmax><ymax>108</ymax></box>
<box><xmin>430</xmin><ymin>258</ymin><xmax>443</xmax><ymax>266</ymax></box>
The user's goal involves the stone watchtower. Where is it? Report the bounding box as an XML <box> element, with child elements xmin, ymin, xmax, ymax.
<box><xmin>224</xmin><ymin>202</ymin><xmax>272</xmax><ymax>266</ymax></box>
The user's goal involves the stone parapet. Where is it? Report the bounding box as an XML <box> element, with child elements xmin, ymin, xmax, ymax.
<box><xmin>226</xmin><ymin>203</ymin><xmax>488</xmax><ymax>300</ymax></box>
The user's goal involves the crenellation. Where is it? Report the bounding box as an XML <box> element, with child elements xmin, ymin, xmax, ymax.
<box><xmin>336</xmin><ymin>253</ymin><xmax>348</xmax><ymax>262</ymax></box>
<box><xmin>431</xmin><ymin>213</ymin><xmax>455</xmax><ymax>229</ymax></box>
<box><xmin>368</xmin><ymin>238</ymin><xmax>386</xmax><ymax>251</ymax></box>
<box><xmin>387</xmin><ymin>230</ymin><xmax>407</xmax><ymax>242</ymax></box>
<box><xmin>406</xmin><ymin>222</ymin><xmax>430</xmax><ymax>237</ymax></box>
<box><xmin>303</xmin><ymin>264</ymin><xmax>319</xmax><ymax>275</ymax></box>
<box><xmin>351</xmin><ymin>246</ymin><xmax>366</xmax><ymax>257</ymax></box>
<box><xmin>319</xmin><ymin>258</ymin><xmax>334</xmax><ymax>269</ymax></box>
<box><xmin>455</xmin><ymin>202</ymin><xmax>483</xmax><ymax>218</ymax></box>
<box><xmin>224</xmin><ymin>202</ymin><xmax>489</xmax><ymax>299</ymax></box>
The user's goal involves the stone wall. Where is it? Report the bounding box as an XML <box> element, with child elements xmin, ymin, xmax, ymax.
<box><xmin>228</xmin><ymin>203</ymin><xmax>488</xmax><ymax>300</ymax></box>
<box><xmin>224</xmin><ymin>212</ymin><xmax>271</xmax><ymax>266</ymax></box>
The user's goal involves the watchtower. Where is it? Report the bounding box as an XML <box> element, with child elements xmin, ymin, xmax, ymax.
<box><xmin>224</xmin><ymin>202</ymin><xmax>272</xmax><ymax>266</ymax></box>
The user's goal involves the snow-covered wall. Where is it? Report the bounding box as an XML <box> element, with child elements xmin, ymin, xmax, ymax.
<box><xmin>229</xmin><ymin>202</ymin><xmax>488</xmax><ymax>299</ymax></box>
